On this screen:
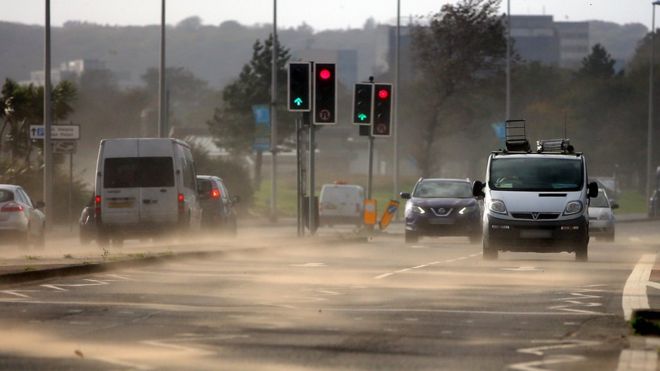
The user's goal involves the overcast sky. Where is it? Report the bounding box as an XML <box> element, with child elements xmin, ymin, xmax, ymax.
<box><xmin>0</xmin><ymin>0</ymin><xmax>653</xmax><ymax>30</ymax></box>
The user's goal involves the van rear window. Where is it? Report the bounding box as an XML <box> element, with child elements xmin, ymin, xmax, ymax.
<box><xmin>104</xmin><ymin>157</ymin><xmax>174</xmax><ymax>188</ymax></box>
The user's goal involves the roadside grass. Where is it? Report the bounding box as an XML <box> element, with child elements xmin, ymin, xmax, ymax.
<box><xmin>614</xmin><ymin>190</ymin><xmax>647</xmax><ymax>215</ymax></box>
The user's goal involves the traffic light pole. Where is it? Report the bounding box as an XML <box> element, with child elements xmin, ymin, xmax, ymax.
<box><xmin>44</xmin><ymin>0</ymin><xmax>53</xmax><ymax>232</ymax></box>
<box><xmin>296</xmin><ymin>114</ymin><xmax>305</xmax><ymax>237</ymax></box>
<box><xmin>367</xmin><ymin>135</ymin><xmax>374</xmax><ymax>200</ymax></box>
<box><xmin>308</xmin><ymin>116</ymin><xmax>316</xmax><ymax>236</ymax></box>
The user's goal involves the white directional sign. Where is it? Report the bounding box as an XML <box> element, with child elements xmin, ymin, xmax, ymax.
<box><xmin>29</xmin><ymin>125</ymin><xmax>80</xmax><ymax>140</ymax></box>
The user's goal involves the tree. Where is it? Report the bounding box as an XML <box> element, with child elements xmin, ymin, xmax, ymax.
<box><xmin>578</xmin><ymin>44</ymin><xmax>616</xmax><ymax>79</ymax></box>
<box><xmin>207</xmin><ymin>35</ymin><xmax>292</xmax><ymax>187</ymax></box>
<box><xmin>409</xmin><ymin>0</ymin><xmax>506</xmax><ymax>176</ymax></box>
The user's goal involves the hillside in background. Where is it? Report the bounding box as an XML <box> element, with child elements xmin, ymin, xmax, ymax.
<box><xmin>0</xmin><ymin>18</ymin><xmax>386</xmax><ymax>89</ymax></box>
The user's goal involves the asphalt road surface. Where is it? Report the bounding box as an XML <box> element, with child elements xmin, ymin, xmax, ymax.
<box><xmin>0</xmin><ymin>221</ymin><xmax>658</xmax><ymax>370</ymax></box>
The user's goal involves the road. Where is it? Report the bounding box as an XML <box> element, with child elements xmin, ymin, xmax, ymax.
<box><xmin>0</xmin><ymin>221</ymin><xmax>658</xmax><ymax>370</ymax></box>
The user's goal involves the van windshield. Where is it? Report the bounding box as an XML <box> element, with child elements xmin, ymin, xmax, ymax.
<box><xmin>104</xmin><ymin>157</ymin><xmax>174</xmax><ymax>188</ymax></box>
<box><xmin>489</xmin><ymin>158</ymin><xmax>583</xmax><ymax>192</ymax></box>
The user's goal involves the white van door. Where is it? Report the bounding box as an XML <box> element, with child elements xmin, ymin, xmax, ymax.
<box><xmin>137</xmin><ymin>140</ymin><xmax>177</xmax><ymax>224</ymax></box>
<box><xmin>101</xmin><ymin>141</ymin><xmax>140</xmax><ymax>225</ymax></box>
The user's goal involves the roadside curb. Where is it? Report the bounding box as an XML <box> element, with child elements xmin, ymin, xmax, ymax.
<box><xmin>0</xmin><ymin>250</ymin><xmax>232</xmax><ymax>287</ymax></box>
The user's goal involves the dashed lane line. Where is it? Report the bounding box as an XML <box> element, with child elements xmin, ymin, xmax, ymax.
<box><xmin>374</xmin><ymin>252</ymin><xmax>482</xmax><ymax>279</ymax></box>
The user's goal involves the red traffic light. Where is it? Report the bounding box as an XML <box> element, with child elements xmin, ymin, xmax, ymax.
<box><xmin>319</xmin><ymin>69</ymin><xmax>331</xmax><ymax>80</ymax></box>
<box><xmin>377</xmin><ymin>89</ymin><xmax>389</xmax><ymax>100</ymax></box>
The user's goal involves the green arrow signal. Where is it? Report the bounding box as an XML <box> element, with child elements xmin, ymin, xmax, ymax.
<box><xmin>294</xmin><ymin>97</ymin><xmax>303</xmax><ymax>106</ymax></box>
<box><xmin>358</xmin><ymin>113</ymin><xmax>368</xmax><ymax>121</ymax></box>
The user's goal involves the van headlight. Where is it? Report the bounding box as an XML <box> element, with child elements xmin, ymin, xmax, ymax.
<box><xmin>488</xmin><ymin>200</ymin><xmax>507</xmax><ymax>214</ymax></box>
<box><xmin>563</xmin><ymin>201</ymin><xmax>583</xmax><ymax>215</ymax></box>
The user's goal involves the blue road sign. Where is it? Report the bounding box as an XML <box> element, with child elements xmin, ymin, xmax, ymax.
<box><xmin>491</xmin><ymin>122</ymin><xmax>506</xmax><ymax>142</ymax></box>
<box><xmin>252</xmin><ymin>105</ymin><xmax>271</xmax><ymax>151</ymax></box>
<box><xmin>252</xmin><ymin>105</ymin><xmax>270</xmax><ymax>124</ymax></box>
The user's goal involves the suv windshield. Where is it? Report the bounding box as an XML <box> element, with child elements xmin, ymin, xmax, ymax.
<box><xmin>489</xmin><ymin>157</ymin><xmax>583</xmax><ymax>192</ymax></box>
<box><xmin>413</xmin><ymin>181</ymin><xmax>472</xmax><ymax>198</ymax></box>
<box><xmin>104</xmin><ymin>157</ymin><xmax>174</xmax><ymax>188</ymax></box>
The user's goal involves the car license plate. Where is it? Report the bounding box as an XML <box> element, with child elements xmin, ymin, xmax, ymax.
<box><xmin>520</xmin><ymin>230</ymin><xmax>552</xmax><ymax>239</ymax></box>
<box><xmin>108</xmin><ymin>201</ymin><xmax>134</xmax><ymax>208</ymax></box>
<box><xmin>428</xmin><ymin>218</ymin><xmax>453</xmax><ymax>225</ymax></box>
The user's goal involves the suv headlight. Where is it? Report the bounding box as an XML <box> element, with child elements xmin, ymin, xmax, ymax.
<box><xmin>459</xmin><ymin>205</ymin><xmax>478</xmax><ymax>215</ymax></box>
<box><xmin>564</xmin><ymin>200</ymin><xmax>583</xmax><ymax>215</ymax></box>
<box><xmin>405</xmin><ymin>203</ymin><xmax>425</xmax><ymax>216</ymax></box>
<box><xmin>488</xmin><ymin>200</ymin><xmax>507</xmax><ymax>214</ymax></box>
<box><xmin>412</xmin><ymin>205</ymin><xmax>426</xmax><ymax>214</ymax></box>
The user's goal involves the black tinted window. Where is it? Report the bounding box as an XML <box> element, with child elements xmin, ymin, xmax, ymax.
<box><xmin>413</xmin><ymin>181</ymin><xmax>472</xmax><ymax>198</ymax></box>
<box><xmin>489</xmin><ymin>158</ymin><xmax>583</xmax><ymax>192</ymax></box>
<box><xmin>104</xmin><ymin>157</ymin><xmax>174</xmax><ymax>188</ymax></box>
<box><xmin>0</xmin><ymin>190</ymin><xmax>14</xmax><ymax>202</ymax></box>
<box><xmin>197</xmin><ymin>179</ymin><xmax>212</xmax><ymax>193</ymax></box>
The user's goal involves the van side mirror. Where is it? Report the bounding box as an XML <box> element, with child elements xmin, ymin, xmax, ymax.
<box><xmin>399</xmin><ymin>192</ymin><xmax>411</xmax><ymax>200</ymax></box>
<box><xmin>587</xmin><ymin>182</ymin><xmax>599</xmax><ymax>198</ymax></box>
<box><xmin>472</xmin><ymin>181</ymin><xmax>485</xmax><ymax>199</ymax></box>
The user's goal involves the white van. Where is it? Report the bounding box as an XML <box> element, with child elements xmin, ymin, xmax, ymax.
<box><xmin>472</xmin><ymin>121</ymin><xmax>598</xmax><ymax>261</ymax></box>
<box><xmin>94</xmin><ymin>138</ymin><xmax>202</xmax><ymax>244</ymax></box>
<box><xmin>319</xmin><ymin>183</ymin><xmax>364</xmax><ymax>227</ymax></box>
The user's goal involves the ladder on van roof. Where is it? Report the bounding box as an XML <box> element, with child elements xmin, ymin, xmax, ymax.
<box><xmin>504</xmin><ymin>119</ymin><xmax>530</xmax><ymax>152</ymax></box>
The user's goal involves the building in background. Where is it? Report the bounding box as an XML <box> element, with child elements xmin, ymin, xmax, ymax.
<box><xmin>510</xmin><ymin>15</ymin><xmax>561</xmax><ymax>66</ymax></box>
<box><xmin>23</xmin><ymin>58</ymin><xmax>107</xmax><ymax>86</ymax></box>
<box><xmin>555</xmin><ymin>21</ymin><xmax>590</xmax><ymax>69</ymax></box>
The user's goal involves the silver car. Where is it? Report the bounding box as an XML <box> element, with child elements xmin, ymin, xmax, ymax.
<box><xmin>588</xmin><ymin>189</ymin><xmax>617</xmax><ymax>242</ymax></box>
<box><xmin>0</xmin><ymin>185</ymin><xmax>46</xmax><ymax>247</ymax></box>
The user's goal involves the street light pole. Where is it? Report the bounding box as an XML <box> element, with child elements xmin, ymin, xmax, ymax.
<box><xmin>270</xmin><ymin>0</ymin><xmax>278</xmax><ymax>222</ymax></box>
<box><xmin>647</xmin><ymin>1</ymin><xmax>660</xmax><ymax>203</ymax></box>
<box><xmin>393</xmin><ymin>0</ymin><xmax>401</xmax><ymax>203</ymax></box>
<box><xmin>158</xmin><ymin>0</ymin><xmax>167</xmax><ymax>137</ymax></box>
<box><xmin>506</xmin><ymin>0</ymin><xmax>511</xmax><ymax>120</ymax></box>
<box><xmin>44</xmin><ymin>0</ymin><xmax>53</xmax><ymax>230</ymax></box>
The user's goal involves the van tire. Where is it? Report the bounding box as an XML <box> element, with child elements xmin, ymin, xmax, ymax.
<box><xmin>405</xmin><ymin>230</ymin><xmax>419</xmax><ymax>244</ymax></box>
<box><xmin>575</xmin><ymin>236</ymin><xmax>588</xmax><ymax>262</ymax></box>
<box><xmin>482</xmin><ymin>232</ymin><xmax>499</xmax><ymax>260</ymax></box>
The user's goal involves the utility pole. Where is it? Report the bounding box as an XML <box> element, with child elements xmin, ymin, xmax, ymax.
<box><xmin>506</xmin><ymin>0</ymin><xmax>511</xmax><ymax>120</ymax></box>
<box><xmin>393</xmin><ymin>0</ymin><xmax>401</xmax><ymax>207</ymax></box>
<box><xmin>271</xmin><ymin>0</ymin><xmax>278</xmax><ymax>222</ymax></box>
<box><xmin>44</xmin><ymin>0</ymin><xmax>53</xmax><ymax>231</ymax></box>
<box><xmin>158</xmin><ymin>0</ymin><xmax>167</xmax><ymax>137</ymax></box>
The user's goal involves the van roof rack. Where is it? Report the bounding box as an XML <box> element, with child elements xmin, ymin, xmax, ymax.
<box><xmin>536</xmin><ymin>139</ymin><xmax>575</xmax><ymax>154</ymax></box>
<box><xmin>504</xmin><ymin>119</ymin><xmax>530</xmax><ymax>153</ymax></box>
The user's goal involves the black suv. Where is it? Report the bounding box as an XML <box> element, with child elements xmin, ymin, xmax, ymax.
<box><xmin>400</xmin><ymin>178</ymin><xmax>482</xmax><ymax>243</ymax></box>
<box><xmin>197</xmin><ymin>175</ymin><xmax>238</xmax><ymax>235</ymax></box>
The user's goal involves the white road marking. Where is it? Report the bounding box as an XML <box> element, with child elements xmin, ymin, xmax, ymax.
<box><xmin>40</xmin><ymin>278</ymin><xmax>115</xmax><ymax>292</ymax></box>
<box><xmin>501</xmin><ymin>266</ymin><xmax>543</xmax><ymax>272</ymax></box>
<box><xmin>374</xmin><ymin>252</ymin><xmax>482</xmax><ymax>279</ymax></box>
<box><xmin>629</xmin><ymin>237</ymin><xmax>642</xmax><ymax>242</ymax></box>
<box><xmin>290</xmin><ymin>262</ymin><xmax>326</xmax><ymax>267</ymax></box>
<box><xmin>325</xmin><ymin>307</ymin><xmax>614</xmax><ymax>317</ymax></box>
<box><xmin>0</xmin><ymin>290</ymin><xmax>38</xmax><ymax>298</ymax></box>
<box><xmin>549</xmin><ymin>288</ymin><xmax>604</xmax><ymax>315</ymax></box>
<box><xmin>509</xmin><ymin>355</ymin><xmax>585</xmax><ymax>371</ymax></box>
<box><xmin>622</xmin><ymin>254</ymin><xmax>656</xmax><ymax>320</ymax></box>
<box><xmin>509</xmin><ymin>340</ymin><xmax>600</xmax><ymax>371</ymax></box>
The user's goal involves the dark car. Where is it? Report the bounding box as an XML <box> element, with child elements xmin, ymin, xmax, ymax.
<box><xmin>400</xmin><ymin>178</ymin><xmax>482</xmax><ymax>243</ymax></box>
<box><xmin>197</xmin><ymin>175</ymin><xmax>238</xmax><ymax>235</ymax></box>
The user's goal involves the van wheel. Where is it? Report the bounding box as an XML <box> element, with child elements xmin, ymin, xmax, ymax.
<box><xmin>482</xmin><ymin>233</ymin><xmax>498</xmax><ymax>260</ymax></box>
<box><xmin>405</xmin><ymin>230</ymin><xmax>419</xmax><ymax>244</ymax></box>
<box><xmin>575</xmin><ymin>236</ymin><xmax>588</xmax><ymax>262</ymax></box>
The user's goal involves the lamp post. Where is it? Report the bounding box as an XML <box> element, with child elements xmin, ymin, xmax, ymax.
<box><xmin>158</xmin><ymin>0</ymin><xmax>167</xmax><ymax>137</ymax></box>
<box><xmin>44</xmin><ymin>0</ymin><xmax>53</xmax><ymax>231</ymax></box>
<box><xmin>393</xmin><ymin>0</ymin><xmax>400</xmax><ymax>203</ymax></box>
<box><xmin>506</xmin><ymin>0</ymin><xmax>511</xmax><ymax>120</ymax></box>
<box><xmin>647</xmin><ymin>1</ymin><xmax>660</xmax><ymax>204</ymax></box>
<box><xmin>271</xmin><ymin>0</ymin><xmax>278</xmax><ymax>222</ymax></box>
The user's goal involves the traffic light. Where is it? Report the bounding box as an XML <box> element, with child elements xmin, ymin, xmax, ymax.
<box><xmin>372</xmin><ymin>83</ymin><xmax>393</xmax><ymax>137</ymax></box>
<box><xmin>352</xmin><ymin>83</ymin><xmax>373</xmax><ymax>125</ymax></box>
<box><xmin>313</xmin><ymin>63</ymin><xmax>336</xmax><ymax>125</ymax></box>
<box><xmin>287</xmin><ymin>62</ymin><xmax>310</xmax><ymax>112</ymax></box>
